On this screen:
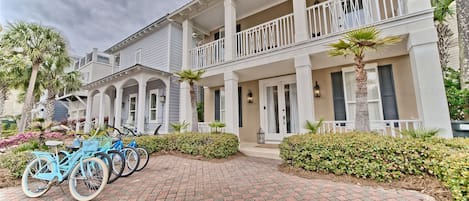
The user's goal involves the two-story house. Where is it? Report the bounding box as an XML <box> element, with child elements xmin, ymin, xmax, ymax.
<box><xmin>169</xmin><ymin>0</ymin><xmax>452</xmax><ymax>144</ymax></box>
<box><xmin>79</xmin><ymin>16</ymin><xmax>182</xmax><ymax>134</ymax></box>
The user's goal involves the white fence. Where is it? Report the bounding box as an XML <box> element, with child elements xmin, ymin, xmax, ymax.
<box><xmin>190</xmin><ymin>38</ymin><xmax>225</xmax><ymax>69</ymax></box>
<box><xmin>317</xmin><ymin>120</ymin><xmax>422</xmax><ymax>137</ymax></box>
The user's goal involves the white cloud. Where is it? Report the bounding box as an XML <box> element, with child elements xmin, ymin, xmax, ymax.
<box><xmin>0</xmin><ymin>0</ymin><xmax>190</xmax><ymax>56</ymax></box>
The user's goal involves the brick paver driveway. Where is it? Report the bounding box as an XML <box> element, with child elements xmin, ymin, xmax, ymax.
<box><xmin>0</xmin><ymin>155</ymin><xmax>434</xmax><ymax>201</ymax></box>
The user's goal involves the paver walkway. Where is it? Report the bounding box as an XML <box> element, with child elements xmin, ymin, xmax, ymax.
<box><xmin>0</xmin><ymin>155</ymin><xmax>435</xmax><ymax>201</ymax></box>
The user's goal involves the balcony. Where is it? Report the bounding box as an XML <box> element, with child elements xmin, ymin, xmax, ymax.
<box><xmin>189</xmin><ymin>0</ymin><xmax>405</xmax><ymax>69</ymax></box>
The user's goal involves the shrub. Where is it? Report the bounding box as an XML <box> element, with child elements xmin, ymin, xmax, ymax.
<box><xmin>0</xmin><ymin>151</ymin><xmax>33</xmax><ymax>178</ymax></box>
<box><xmin>304</xmin><ymin>118</ymin><xmax>324</xmax><ymax>134</ymax></box>
<box><xmin>125</xmin><ymin>133</ymin><xmax>239</xmax><ymax>159</ymax></box>
<box><xmin>170</xmin><ymin>121</ymin><xmax>189</xmax><ymax>133</ymax></box>
<box><xmin>400</xmin><ymin>128</ymin><xmax>439</xmax><ymax>139</ymax></box>
<box><xmin>280</xmin><ymin>133</ymin><xmax>468</xmax><ymax>200</ymax></box>
<box><xmin>208</xmin><ymin>121</ymin><xmax>226</xmax><ymax>133</ymax></box>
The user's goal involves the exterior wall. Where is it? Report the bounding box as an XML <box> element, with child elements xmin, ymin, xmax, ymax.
<box><xmin>168</xmin><ymin>77</ymin><xmax>180</xmax><ymax>132</ymax></box>
<box><xmin>312</xmin><ymin>55</ymin><xmax>418</xmax><ymax>120</ymax></box>
<box><xmin>447</xmin><ymin>2</ymin><xmax>460</xmax><ymax>69</ymax></box>
<box><xmin>118</xmin><ymin>25</ymin><xmax>170</xmax><ymax>71</ymax></box>
<box><xmin>169</xmin><ymin>23</ymin><xmax>183</xmax><ymax>73</ymax></box>
<box><xmin>2</xmin><ymin>89</ymin><xmax>23</xmax><ymax>116</ymax></box>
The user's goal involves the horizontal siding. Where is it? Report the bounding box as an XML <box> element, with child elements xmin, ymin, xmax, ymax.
<box><xmin>119</xmin><ymin>25</ymin><xmax>170</xmax><ymax>71</ymax></box>
<box><xmin>169</xmin><ymin>77</ymin><xmax>180</xmax><ymax>132</ymax></box>
<box><xmin>170</xmin><ymin>23</ymin><xmax>183</xmax><ymax>73</ymax></box>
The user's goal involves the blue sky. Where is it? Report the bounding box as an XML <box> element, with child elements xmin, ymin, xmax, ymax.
<box><xmin>0</xmin><ymin>0</ymin><xmax>190</xmax><ymax>56</ymax></box>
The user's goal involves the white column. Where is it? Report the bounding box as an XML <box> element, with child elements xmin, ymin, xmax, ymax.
<box><xmin>295</xmin><ymin>55</ymin><xmax>315</xmax><ymax>133</ymax></box>
<box><xmin>114</xmin><ymin>87</ymin><xmax>123</xmax><ymax>130</ymax></box>
<box><xmin>98</xmin><ymin>92</ymin><xmax>105</xmax><ymax>127</ymax></box>
<box><xmin>84</xmin><ymin>93</ymin><xmax>93</xmax><ymax>133</ymax></box>
<box><xmin>75</xmin><ymin>110</ymin><xmax>80</xmax><ymax>133</ymax></box>
<box><xmin>224</xmin><ymin>0</ymin><xmax>236</xmax><ymax>61</ymax></box>
<box><xmin>407</xmin><ymin>27</ymin><xmax>452</xmax><ymax>138</ymax></box>
<box><xmin>164</xmin><ymin>81</ymin><xmax>171</xmax><ymax>133</ymax></box>
<box><xmin>224</xmin><ymin>71</ymin><xmax>239</xmax><ymax>135</ymax></box>
<box><xmin>180</xmin><ymin>19</ymin><xmax>193</xmax><ymax>128</ymax></box>
<box><xmin>405</xmin><ymin>0</ymin><xmax>431</xmax><ymax>14</ymax></box>
<box><xmin>293</xmin><ymin>0</ymin><xmax>308</xmax><ymax>42</ymax></box>
<box><xmin>137</xmin><ymin>81</ymin><xmax>146</xmax><ymax>134</ymax></box>
<box><xmin>109</xmin><ymin>94</ymin><xmax>115</xmax><ymax>126</ymax></box>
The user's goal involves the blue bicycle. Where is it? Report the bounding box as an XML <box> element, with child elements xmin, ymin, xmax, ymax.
<box><xmin>106</xmin><ymin>125</ymin><xmax>148</xmax><ymax>171</ymax></box>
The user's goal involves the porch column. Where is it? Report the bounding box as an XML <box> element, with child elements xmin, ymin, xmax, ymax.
<box><xmin>75</xmin><ymin>110</ymin><xmax>80</xmax><ymax>133</ymax></box>
<box><xmin>164</xmin><ymin>80</ymin><xmax>171</xmax><ymax>133</ymax></box>
<box><xmin>407</xmin><ymin>27</ymin><xmax>452</xmax><ymax>138</ymax></box>
<box><xmin>109</xmin><ymin>93</ymin><xmax>115</xmax><ymax>126</ymax></box>
<box><xmin>405</xmin><ymin>0</ymin><xmax>431</xmax><ymax>13</ymax></box>
<box><xmin>180</xmin><ymin>19</ymin><xmax>193</xmax><ymax>129</ymax></box>
<box><xmin>98</xmin><ymin>92</ymin><xmax>105</xmax><ymax>127</ymax></box>
<box><xmin>224</xmin><ymin>71</ymin><xmax>239</xmax><ymax>135</ymax></box>
<box><xmin>114</xmin><ymin>86</ymin><xmax>123</xmax><ymax>130</ymax></box>
<box><xmin>295</xmin><ymin>55</ymin><xmax>315</xmax><ymax>133</ymax></box>
<box><xmin>84</xmin><ymin>92</ymin><xmax>93</xmax><ymax>133</ymax></box>
<box><xmin>224</xmin><ymin>0</ymin><xmax>236</xmax><ymax>61</ymax></box>
<box><xmin>137</xmin><ymin>81</ymin><xmax>147</xmax><ymax>134</ymax></box>
<box><xmin>293</xmin><ymin>0</ymin><xmax>308</xmax><ymax>42</ymax></box>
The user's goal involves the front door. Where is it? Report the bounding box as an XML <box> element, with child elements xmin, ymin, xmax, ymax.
<box><xmin>259</xmin><ymin>75</ymin><xmax>299</xmax><ymax>143</ymax></box>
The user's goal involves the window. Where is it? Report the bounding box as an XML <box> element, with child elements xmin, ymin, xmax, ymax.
<box><xmin>149</xmin><ymin>90</ymin><xmax>159</xmax><ymax>123</ymax></box>
<box><xmin>135</xmin><ymin>49</ymin><xmax>142</xmax><ymax>64</ymax></box>
<box><xmin>214</xmin><ymin>88</ymin><xmax>225</xmax><ymax>122</ymax></box>
<box><xmin>342</xmin><ymin>63</ymin><xmax>383</xmax><ymax>121</ymax></box>
<box><xmin>97</xmin><ymin>55</ymin><xmax>110</xmax><ymax>64</ymax></box>
<box><xmin>128</xmin><ymin>94</ymin><xmax>137</xmax><ymax>125</ymax></box>
<box><xmin>115</xmin><ymin>54</ymin><xmax>120</xmax><ymax>67</ymax></box>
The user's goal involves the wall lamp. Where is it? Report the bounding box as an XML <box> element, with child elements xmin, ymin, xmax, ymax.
<box><xmin>247</xmin><ymin>90</ymin><xmax>254</xmax><ymax>103</ymax></box>
<box><xmin>160</xmin><ymin>94</ymin><xmax>166</xmax><ymax>103</ymax></box>
<box><xmin>314</xmin><ymin>81</ymin><xmax>321</xmax><ymax>98</ymax></box>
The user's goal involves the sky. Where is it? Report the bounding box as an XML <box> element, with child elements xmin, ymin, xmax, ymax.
<box><xmin>0</xmin><ymin>0</ymin><xmax>190</xmax><ymax>57</ymax></box>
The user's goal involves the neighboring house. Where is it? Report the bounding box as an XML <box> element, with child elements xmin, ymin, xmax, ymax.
<box><xmin>80</xmin><ymin>16</ymin><xmax>182</xmax><ymax>134</ymax></box>
<box><xmin>2</xmin><ymin>89</ymin><xmax>23</xmax><ymax>117</ymax></box>
<box><xmin>169</xmin><ymin>0</ymin><xmax>452</xmax><ymax>143</ymax></box>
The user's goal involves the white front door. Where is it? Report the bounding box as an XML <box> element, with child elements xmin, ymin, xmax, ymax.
<box><xmin>259</xmin><ymin>75</ymin><xmax>300</xmax><ymax>143</ymax></box>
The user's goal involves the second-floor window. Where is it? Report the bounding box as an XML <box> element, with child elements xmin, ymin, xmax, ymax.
<box><xmin>135</xmin><ymin>49</ymin><xmax>142</xmax><ymax>64</ymax></box>
<box><xmin>114</xmin><ymin>54</ymin><xmax>120</xmax><ymax>67</ymax></box>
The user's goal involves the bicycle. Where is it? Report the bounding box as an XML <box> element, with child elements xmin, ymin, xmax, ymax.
<box><xmin>105</xmin><ymin>126</ymin><xmax>140</xmax><ymax>177</ymax></box>
<box><xmin>106</xmin><ymin>125</ymin><xmax>149</xmax><ymax>171</ymax></box>
<box><xmin>21</xmin><ymin>139</ymin><xmax>109</xmax><ymax>201</ymax></box>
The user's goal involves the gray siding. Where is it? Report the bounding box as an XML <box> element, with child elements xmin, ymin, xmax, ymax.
<box><xmin>169</xmin><ymin>77</ymin><xmax>180</xmax><ymax>132</ymax></box>
<box><xmin>169</xmin><ymin>23</ymin><xmax>183</xmax><ymax>73</ymax></box>
<box><xmin>119</xmin><ymin>25</ymin><xmax>170</xmax><ymax>71</ymax></box>
<box><xmin>53</xmin><ymin>101</ymin><xmax>68</xmax><ymax>122</ymax></box>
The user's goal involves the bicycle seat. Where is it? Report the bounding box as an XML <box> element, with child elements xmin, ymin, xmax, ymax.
<box><xmin>45</xmin><ymin>140</ymin><xmax>63</xmax><ymax>147</ymax></box>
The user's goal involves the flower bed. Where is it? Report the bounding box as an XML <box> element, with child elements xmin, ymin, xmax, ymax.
<box><xmin>0</xmin><ymin>132</ymin><xmax>65</xmax><ymax>149</ymax></box>
<box><xmin>280</xmin><ymin>133</ymin><xmax>468</xmax><ymax>200</ymax></box>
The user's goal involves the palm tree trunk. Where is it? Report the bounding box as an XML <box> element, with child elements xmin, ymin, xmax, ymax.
<box><xmin>436</xmin><ymin>22</ymin><xmax>453</xmax><ymax>69</ymax></box>
<box><xmin>45</xmin><ymin>91</ymin><xmax>56</xmax><ymax>122</ymax></box>
<box><xmin>354</xmin><ymin>56</ymin><xmax>370</xmax><ymax>132</ymax></box>
<box><xmin>190</xmin><ymin>84</ymin><xmax>198</xmax><ymax>133</ymax></box>
<box><xmin>457</xmin><ymin>0</ymin><xmax>469</xmax><ymax>87</ymax></box>
<box><xmin>18</xmin><ymin>63</ymin><xmax>40</xmax><ymax>132</ymax></box>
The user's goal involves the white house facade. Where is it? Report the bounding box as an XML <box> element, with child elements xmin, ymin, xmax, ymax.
<box><xmin>169</xmin><ymin>0</ymin><xmax>452</xmax><ymax>143</ymax></box>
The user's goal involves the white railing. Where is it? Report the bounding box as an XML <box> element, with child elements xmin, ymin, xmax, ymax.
<box><xmin>190</xmin><ymin>38</ymin><xmax>225</xmax><ymax>69</ymax></box>
<box><xmin>307</xmin><ymin>0</ymin><xmax>405</xmax><ymax>40</ymax></box>
<box><xmin>317</xmin><ymin>120</ymin><xmax>422</xmax><ymax>137</ymax></box>
<box><xmin>236</xmin><ymin>14</ymin><xmax>294</xmax><ymax>58</ymax></box>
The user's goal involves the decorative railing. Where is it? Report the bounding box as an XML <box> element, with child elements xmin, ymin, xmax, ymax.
<box><xmin>317</xmin><ymin>120</ymin><xmax>421</xmax><ymax>137</ymax></box>
<box><xmin>236</xmin><ymin>14</ymin><xmax>295</xmax><ymax>58</ymax></box>
<box><xmin>307</xmin><ymin>0</ymin><xmax>405</xmax><ymax>40</ymax></box>
<box><xmin>190</xmin><ymin>38</ymin><xmax>225</xmax><ymax>69</ymax></box>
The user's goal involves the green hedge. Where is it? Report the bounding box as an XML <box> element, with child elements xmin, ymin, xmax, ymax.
<box><xmin>0</xmin><ymin>151</ymin><xmax>32</xmax><ymax>178</ymax></box>
<box><xmin>280</xmin><ymin>133</ymin><xmax>468</xmax><ymax>200</ymax></box>
<box><xmin>124</xmin><ymin>133</ymin><xmax>239</xmax><ymax>159</ymax></box>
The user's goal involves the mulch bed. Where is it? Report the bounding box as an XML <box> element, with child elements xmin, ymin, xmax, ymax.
<box><xmin>278</xmin><ymin>164</ymin><xmax>452</xmax><ymax>201</ymax></box>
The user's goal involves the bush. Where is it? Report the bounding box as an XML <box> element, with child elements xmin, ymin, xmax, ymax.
<box><xmin>125</xmin><ymin>133</ymin><xmax>239</xmax><ymax>159</ymax></box>
<box><xmin>280</xmin><ymin>133</ymin><xmax>468</xmax><ymax>200</ymax></box>
<box><xmin>0</xmin><ymin>151</ymin><xmax>33</xmax><ymax>178</ymax></box>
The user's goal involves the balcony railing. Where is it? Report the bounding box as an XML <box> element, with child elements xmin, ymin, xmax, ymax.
<box><xmin>317</xmin><ymin>119</ymin><xmax>421</xmax><ymax>137</ymax></box>
<box><xmin>191</xmin><ymin>38</ymin><xmax>225</xmax><ymax>69</ymax></box>
<box><xmin>235</xmin><ymin>13</ymin><xmax>294</xmax><ymax>58</ymax></box>
<box><xmin>307</xmin><ymin>0</ymin><xmax>404</xmax><ymax>39</ymax></box>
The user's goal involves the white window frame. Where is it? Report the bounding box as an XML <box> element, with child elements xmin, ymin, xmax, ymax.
<box><xmin>342</xmin><ymin>63</ymin><xmax>384</xmax><ymax>121</ymax></box>
<box><xmin>128</xmin><ymin>94</ymin><xmax>138</xmax><ymax>125</ymax></box>
<box><xmin>216</xmin><ymin>88</ymin><xmax>225</xmax><ymax>122</ymax></box>
<box><xmin>114</xmin><ymin>53</ymin><xmax>120</xmax><ymax>67</ymax></box>
<box><xmin>148</xmin><ymin>89</ymin><xmax>159</xmax><ymax>123</ymax></box>
<box><xmin>135</xmin><ymin>49</ymin><xmax>142</xmax><ymax>64</ymax></box>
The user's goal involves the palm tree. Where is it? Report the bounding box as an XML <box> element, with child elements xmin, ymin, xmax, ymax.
<box><xmin>175</xmin><ymin>69</ymin><xmax>205</xmax><ymax>132</ymax></box>
<box><xmin>432</xmin><ymin>0</ymin><xmax>455</xmax><ymax>69</ymax></box>
<box><xmin>328</xmin><ymin>27</ymin><xmax>401</xmax><ymax>132</ymax></box>
<box><xmin>41</xmin><ymin>56</ymin><xmax>81</xmax><ymax>121</ymax></box>
<box><xmin>0</xmin><ymin>22</ymin><xmax>69</xmax><ymax>132</ymax></box>
<box><xmin>456</xmin><ymin>0</ymin><xmax>469</xmax><ymax>87</ymax></box>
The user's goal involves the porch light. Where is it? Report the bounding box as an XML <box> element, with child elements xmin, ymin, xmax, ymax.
<box><xmin>314</xmin><ymin>81</ymin><xmax>321</xmax><ymax>97</ymax></box>
<box><xmin>247</xmin><ymin>90</ymin><xmax>254</xmax><ymax>103</ymax></box>
<box><xmin>159</xmin><ymin>95</ymin><xmax>166</xmax><ymax>103</ymax></box>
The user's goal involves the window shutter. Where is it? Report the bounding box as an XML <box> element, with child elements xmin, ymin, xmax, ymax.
<box><xmin>331</xmin><ymin>72</ymin><xmax>347</xmax><ymax>120</ymax></box>
<box><xmin>378</xmin><ymin>65</ymin><xmax>399</xmax><ymax>120</ymax></box>
<box><xmin>215</xmin><ymin>90</ymin><xmax>220</xmax><ymax>121</ymax></box>
<box><xmin>238</xmin><ymin>87</ymin><xmax>243</xmax><ymax>127</ymax></box>
<box><xmin>214</xmin><ymin>32</ymin><xmax>220</xmax><ymax>40</ymax></box>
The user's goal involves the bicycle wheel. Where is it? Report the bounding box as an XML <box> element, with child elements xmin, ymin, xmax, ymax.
<box><xmin>94</xmin><ymin>152</ymin><xmax>112</xmax><ymax>184</ymax></box>
<box><xmin>21</xmin><ymin>158</ymin><xmax>53</xmax><ymax>198</ymax></box>
<box><xmin>135</xmin><ymin>147</ymin><xmax>149</xmax><ymax>171</ymax></box>
<box><xmin>69</xmin><ymin>157</ymin><xmax>109</xmax><ymax>201</ymax></box>
<box><xmin>120</xmin><ymin>147</ymin><xmax>140</xmax><ymax>177</ymax></box>
<box><xmin>107</xmin><ymin>150</ymin><xmax>124</xmax><ymax>183</ymax></box>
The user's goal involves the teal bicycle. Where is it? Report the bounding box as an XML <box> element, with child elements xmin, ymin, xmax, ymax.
<box><xmin>21</xmin><ymin>139</ymin><xmax>109</xmax><ymax>201</ymax></box>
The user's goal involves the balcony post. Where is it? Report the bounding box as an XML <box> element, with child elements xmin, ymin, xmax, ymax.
<box><xmin>293</xmin><ymin>0</ymin><xmax>308</xmax><ymax>42</ymax></box>
<box><xmin>407</xmin><ymin>27</ymin><xmax>452</xmax><ymax>138</ymax></box>
<box><xmin>295</xmin><ymin>55</ymin><xmax>315</xmax><ymax>133</ymax></box>
<box><xmin>224</xmin><ymin>71</ymin><xmax>239</xmax><ymax>136</ymax></box>
<box><xmin>224</xmin><ymin>0</ymin><xmax>237</xmax><ymax>61</ymax></box>
<box><xmin>405</xmin><ymin>0</ymin><xmax>432</xmax><ymax>14</ymax></box>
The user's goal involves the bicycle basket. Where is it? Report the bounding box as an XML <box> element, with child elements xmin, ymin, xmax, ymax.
<box><xmin>81</xmin><ymin>139</ymin><xmax>99</xmax><ymax>152</ymax></box>
<box><xmin>90</xmin><ymin>136</ymin><xmax>113</xmax><ymax>150</ymax></box>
